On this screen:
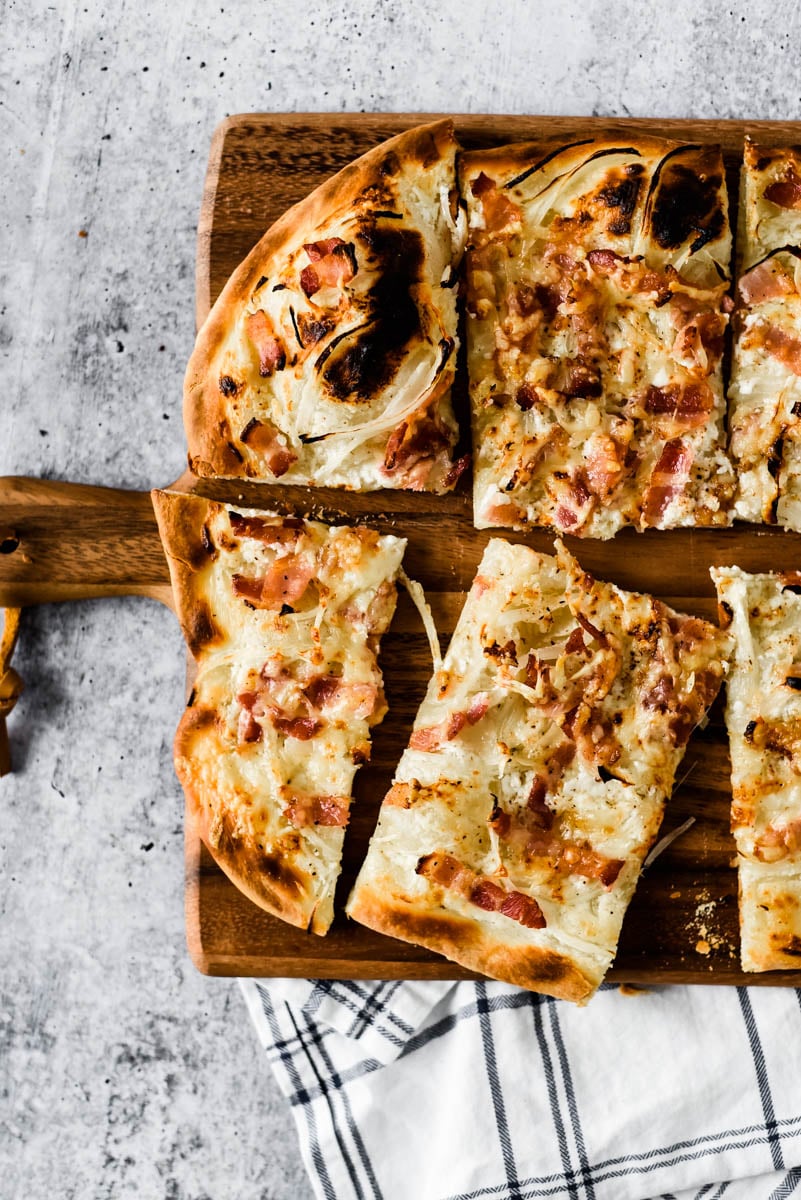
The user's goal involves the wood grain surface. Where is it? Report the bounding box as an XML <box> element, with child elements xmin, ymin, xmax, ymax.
<box><xmin>5</xmin><ymin>113</ymin><xmax>801</xmax><ymax>988</ymax></box>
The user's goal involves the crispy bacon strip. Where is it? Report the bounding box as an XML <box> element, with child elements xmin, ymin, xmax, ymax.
<box><xmin>754</xmin><ymin>818</ymin><xmax>801</xmax><ymax>862</ymax></box>
<box><xmin>229</xmin><ymin>513</ymin><xmax>305</xmax><ymax>545</ymax></box>
<box><xmin>245</xmin><ymin>310</ymin><xmax>286</xmax><ymax>376</ymax></box>
<box><xmin>738</xmin><ymin>260</ymin><xmax>796</xmax><ymax>306</ymax></box>
<box><xmin>232</xmin><ymin>554</ymin><xmax>315</xmax><ymax>610</ymax></box>
<box><xmin>471</xmin><ymin>172</ymin><xmax>521</xmax><ymax>235</ymax></box>
<box><xmin>239</xmin><ymin>418</ymin><xmax>298</xmax><ymax>477</ymax></box>
<box><xmin>765</xmin><ymin>170</ymin><xmax>801</xmax><ymax>209</ymax></box>
<box><xmin>282</xmin><ymin>788</ymin><xmax>350</xmax><ymax>828</ymax></box>
<box><xmin>642</xmin><ymin>439</ymin><xmax>694</xmax><ymax>524</ymax></box>
<box><xmin>409</xmin><ymin>692</ymin><xmax>492</xmax><ymax>751</ymax></box>
<box><xmin>751</xmin><ymin>324</ymin><xmax>801</xmax><ymax>376</ymax></box>
<box><xmin>417</xmin><ymin>851</ymin><xmax>546</xmax><ymax>929</ymax></box>
<box><xmin>303</xmin><ymin>675</ymin><xmax>379</xmax><ymax>721</ymax></box>
<box><xmin>643</xmin><ymin>383</ymin><xmax>714</xmax><ymax>431</ymax></box>
<box><xmin>491</xmin><ymin>805</ymin><xmax>624</xmax><ymax>888</ymax></box>
<box><xmin>300</xmin><ymin>238</ymin><xmax>356</xmax><ymax>297</ymax></box>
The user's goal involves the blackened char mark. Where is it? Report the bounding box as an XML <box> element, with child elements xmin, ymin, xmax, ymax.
<box><xmin>646</xmin><ymin>146</ymin><xmax>725</xmax><ymax>253</ymax></box>
<box><xmin>598</xmin><ymin>164</ymin><xmax>645</xmax><ymax>235</ymax></box>
<box><xmin>320</xmin><ymin>224</ymin><xmax>424</xmax><ymax>404</ymax></box>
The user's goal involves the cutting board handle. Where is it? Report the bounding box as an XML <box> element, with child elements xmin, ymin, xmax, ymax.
<box><xmin>0</xmin><ymin>476</ymin><xmax>173</xmax><ymax>607</ymax></box>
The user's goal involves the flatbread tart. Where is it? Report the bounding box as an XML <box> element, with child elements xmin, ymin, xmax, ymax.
<box><xmin>152</xmin><ymin>489</ymin><xmax>405</xmax><ymax>934</ymax></box>
<box><xmin>729</xmin><ymin>138</ymin><xmax>801</xmax><ymax>529</ymax></box>
<box><xmin>348</xmin><ymin>538</ymin><xmax>730</xmax><ymax>1001</ymax></box>
<box><xmin>462</xmin><ymin>136</ymin><xmax>734</xmax><ymax>537</ymax></box>
<box><xmin>185</xmin><ymin>119</ymin><xmax>467</xmax><ymax>493</ymax></box>
<box><xmin>713</xmin><ymin>565</ymin><xmax>801</xmax><ymax>970</ymax></box>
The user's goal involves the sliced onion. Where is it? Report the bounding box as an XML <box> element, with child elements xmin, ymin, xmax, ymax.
<box><xmin>643</xmin><ymin>816</ymin><xmax>695</xmax><ymax>869</ymax></box>
<box><xmin>399</xmin><ymin>568</ymin><xmax>441</xmax><ymax>671</ymax></box>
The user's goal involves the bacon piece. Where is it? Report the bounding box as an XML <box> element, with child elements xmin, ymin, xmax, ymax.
<box><xmin>239</xmin><ymin>418</ymin><xmax>298</xmax><ymax>477</ymax></box>
<box><xmin>673</xmin><ymin>313</ymin><xmax>726</xmax><ymax>372</ymax></box>
<box><xmin>229</xmin><ymin>513</ymin><xmax>305</xmax><ymax>545</ymax></box>
<box><xmin>282</xmin><ymin>789</ymin><xmax>350</xmax><ymax>828</ymax></box>
<box><xmin>526</xmin><ymin>776</ymin><xmax>554</xmax><ymax>829</ymax></box>
<box><xmin>409</xmin><ymin>692</ymin><xmax>492</xmax><ymax>751</ymax></box>
<box><xmin>755</xmin><ymin>818</ymin><xmax>801</xmax><ymax>861</ymax></box>
<box><xmin>237</xmin><ymin>700</ymin><xmax>263</xmax><ymax>745</ymax></box>
<box><xmin>765</xmin><ymin>170</ymin><xmax>801</xmax><ymax>209</ymax></box>
<box><xmin>471</xmin><ymin>172</ymin><xmax>521</xmax><ymax>234</ymax></box>
<box><xmin>232</xmin><ymin>554</ymin><xmax>316</xmax><ymax>610</ymax></box>
<box><xmin>564</xmin><ymin>628</ymin><xmax>585</xmax><ymax>654</ymax></box>
<box><xmin>512</xmin><ymin>822</ymin><xmax>624</xmax><ymax>888</ymax></box>
<box><xmin>575</xmin><ymin>611</ymin><xmax>607</xmax><ymax>646</ymax></box>
<box><xmin>642</xmin><ymin>439</ymin><xmax>693</xmax><ymax>524</ymax></box>
<box><xmin>442</xmin><ymin>454</ymin><xmax>471</xmax><ymax>490</ymax></box>
<box><xmin>470</xmin><ymin>879</ymin><xmax>507</xmax><ymax>911</ymax></box>
<box><xmin>299</xmin><ymin>238</ymin><xmax>356</xmax><ymax>297</ymax></box>
<box><xmin>738</xmin><ymin>260</ymin><xmax>796</xmax><ymax>306</ymax></box>
<box><xmin>303</xmin><ymin>675</ymin><xmax>379</xmax><ymax>720</ymax></box>
<box><xmin>272</xmin><ymin>714</ymin><xmax>321</xmax><ymax>740</ymax></box>
<box><xmin>586</xmin><ymin>248</ymin><xmax>622</xmax><ymax>274</ymax></box>
<box><xmin>643</xmin><ymin>382</ymin><xmax>714</xmax><ymax>431</ymax></box>
<box><xmin>416</xmin><ymin>852</ymin><xmax>547</xmax><ymax>929</ymax></box>
<box><xmin>382</xmin><ymin>412</ymin><xmax>453</xmax><ymax>490</ymax></box>
<box><xmin>499</xmin><ymin>892</ymin><xmax>548</xmax><ymax>928</ymax></box>
<box><xmin>584</xmin><ymin>434</ymin><xmax>627</xmax><ymax>499</ymax></box>
<box><xmin>751</xmin><ymin>324</ymin><xmax>801</xmax><ymax>376</ymax></box>
<box><xmin>245</xmin><ymin>311</ymin><xmax>286</xmax><ymax>376</ymax></box>
<box><xmin>586</xmin><ymin>249</ymin><xmax>672</xmax><ymax>303</ymax></box>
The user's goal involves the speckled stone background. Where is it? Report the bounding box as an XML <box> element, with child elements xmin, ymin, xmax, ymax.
<box><xmin>2</xmin><ymin>1</ymin><xmax>801</xmax><ymax>1196</ymax></box>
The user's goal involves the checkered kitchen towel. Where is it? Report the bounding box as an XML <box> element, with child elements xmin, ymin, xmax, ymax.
<box><xmin>240</xmin><ymin>977</ymin><xmax>801</xmax><ymax>1200</ymax></box>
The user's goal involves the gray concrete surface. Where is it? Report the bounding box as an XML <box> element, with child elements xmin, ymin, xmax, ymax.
<box><xmin>2</xmin><ymin>0</ymin><xmax>801</xmax><ymax>1196</ymax></box>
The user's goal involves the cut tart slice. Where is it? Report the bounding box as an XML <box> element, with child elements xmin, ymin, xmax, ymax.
<box><xmin>152</xmin><ymin>489</ymin><xmax>406</xmax><ymax>934</ymax></box>
<box><xmin>461</xmin><ymin>136</ymin><xmax>734</xmax><ymax>537</ymax></box>
<box><xmin>712</xmin><ymin>565</ymin><xmax>801</xmax><ymax>970</ymax></box>
<box><xmin>347</xmin><ymin>538</ymin><xmax>731</xmax><ymax>1002</ymax></box>
<box><xmin>185</xmin><ymin>119</ymin><xmax>467</xmax><ymax>493</ymax></box>
<box><xmin>729</xmin><ymin>139</ymin><xmax>801</xmax><ymax>529</ymax></box>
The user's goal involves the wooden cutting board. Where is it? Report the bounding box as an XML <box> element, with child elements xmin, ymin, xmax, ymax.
<box><xmin>5</xmin><ymin>112</ymin><xmax>801</xmax><ymax>988</ymax></box>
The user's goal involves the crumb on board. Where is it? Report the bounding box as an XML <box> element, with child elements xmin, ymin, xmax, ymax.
<box><xmin>618</xmin><ymin>983</ymin><xmax>647</xmax><ymax>997</ymax></box>
<box><xmin>670</xmin><ymin>890</ymin><xmax>682</xmax><ymax>899</ymax></box>
<box><xmin>685</xmin><ymin>889</ymin><xmax>736</xmax><ymax>959</ymax></box>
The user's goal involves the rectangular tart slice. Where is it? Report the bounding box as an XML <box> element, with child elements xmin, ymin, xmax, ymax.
<box><xmin>712</xmin><ymin>565</ymin><xmax>801</xmax><ymax>970</ymax></box>
<box><xmin>462</xmin><ymin>137</ymin><xmax>734</xmax><ymax>537</ymax></box>
<box><xmin>729</xmin><ymin>139</ymin><xmax>801</xmax><ymax>529</ymax></box>
<box><xmin>347</xmin><ymin>539</ymin><xmax>730</xmax><ymax>1001</ymax></box>
<box><xmin>152</xmin><ymin>490</ymin><xmax>406</xmax><ymax>934</ymax></box>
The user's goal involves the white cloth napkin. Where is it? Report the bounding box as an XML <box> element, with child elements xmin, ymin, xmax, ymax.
<box><xmin>240</xmin><ymin>978</ymin><xmax>801</xmax><ymax>1200</ymax></box>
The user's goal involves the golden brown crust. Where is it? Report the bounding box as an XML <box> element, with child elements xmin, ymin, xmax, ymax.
<box><xmin>151</xmin><ymin>489</ymin><xmax>225</xmax><ymax>656</ymax></box>
<box><xmin>177</xmin><ymin>727</ymin><xmax>319</xmax><ymax>932</ymax></box>
<box><xmin>347</xmin><ymin>886</ymin><xmax>595</xmax><ymax>1003</ymax></box>
<box><xmin>185</xmin><ymin>119</ymin><xmax>457</xmax><ymax>480</ymax></box>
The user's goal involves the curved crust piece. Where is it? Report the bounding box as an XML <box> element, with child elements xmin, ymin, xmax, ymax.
<box><xmin>152</xmin><ymin>489</ymin><xmax>225</xmax><ymax>656</ymax></box>
<box><xmin>176</xmin><ymin>712</ymin><xmax>329</xmax><ymax>933</ymax></box>
<box><xmin>185</xmin><ymin>119</ymin><xmax>465</xmax><ymax>493</ymax></box>
<box><xmin>152</xmin><ymin>488</ymin><xmax>406</xmax><ymax>936</ymax></box>
<box><xmin>462</xmin><ymin>136</ymin><xmax>733</xmax><ymax>538</ymax></box>
<box><xmin>346</xmin><ymin>885</ymin><xmax>597</xmax><ymax>1004</ymax></box>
